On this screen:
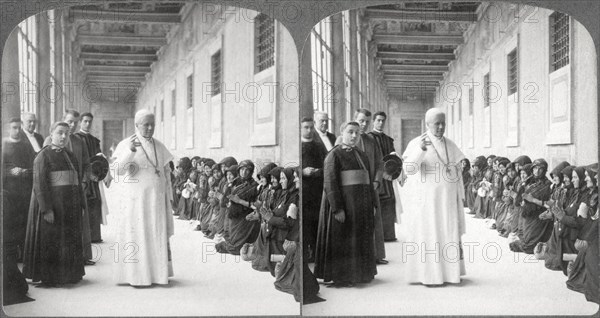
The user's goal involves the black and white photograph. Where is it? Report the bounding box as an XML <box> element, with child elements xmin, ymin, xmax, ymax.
<box><xmin>2</xmin><ymin>0</ymin><xmax>600</xmax><ymax>317</ymax></box>
<box><xmin>299</xmin><ymin>1</ymin><xmax>599</xmax><ymax>316</ymax></box>
<box><xmin>2</xmin><ymin>2</ymin><xmax>300</xmax><ymax>316</ymax></box>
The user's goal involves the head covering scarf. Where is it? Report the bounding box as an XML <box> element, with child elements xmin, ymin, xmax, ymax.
<box><xmin>473</xmin><ymin>156</ymin><xmax>488</xmax><ymax>170</ymax></box>
<box><xmin>497</xmin><ymin>157</ymin><xmax>511</xmax><ymax>168</ymax></box>
<box><xmin>177</xmin><ymin>157</ymin><xmax>193</xmax><ymax>175</ymax></box>
<box><xmin>519</xmin><ymin>163</ymin><xmax>534</xmax><ymax>178</ymax></box>
<box><xmin>219</xmin><ymin>156</ymin><xmax>238</xmax><ymax>168</ymax></box>
<box><xmin>585</xmin><ymin>164</ymin><xmax>598</xmax><ymax>188</ymax></box>
<box><xmin>550</xmin><ymin>161</ymin><xmax>571</xmax><ymax>183</ymax></box>
<box><xmin>226</xmin><ymin>164</ymin><xmax>240</xmax><ymax>178</ymax></box>
<box><xmin>513</xmin><ymin>155</ymin><xmax>533</xmax><ymax>166</ymax></box>
<box><xmin>573</xmin><ymin>166</ymin><xmax>587</xmax><ymax>190</ymax></box>
<box><xmin>281</xmin><ymin>167</ymin><xmax>296</xmax><ymax>191</ymax></box>
<box><xmin>238</xmin><ymin>160</ymin><xmax>255</xmax><ymax>181</ymax></box>
<box><xmin>258</xmin><ymin>163</ymin><xmax>278</xmax><ymax>184</ymax></box>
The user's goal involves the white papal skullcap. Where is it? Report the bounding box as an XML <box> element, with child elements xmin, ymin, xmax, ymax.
<box><xmin>425</xmin><ymin>108</ymin><xmax>446</xmax><ymax>124</ymax></box>
<box><xmin>134</xmin><ymin>109</ymin><xmax>155</xmax><ymax>124</ymax></box>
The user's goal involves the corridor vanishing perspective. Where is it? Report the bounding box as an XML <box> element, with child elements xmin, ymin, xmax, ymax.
<box><xmin>1</xmin><ymin>0</ymin><xmax>599</xmax><ymax>316</ymax></box>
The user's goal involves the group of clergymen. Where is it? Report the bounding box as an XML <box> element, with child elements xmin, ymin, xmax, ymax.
<box><xmin>301</xmin><ymin>109</ymin><xmax>402</xmax><ymax>288</ymax></box>
<box><xmin>3</xmin><ymin>110</ymin><xmax>109</xmax><ymax>305</ymax></box>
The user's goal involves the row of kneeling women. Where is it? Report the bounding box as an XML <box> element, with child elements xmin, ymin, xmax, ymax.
<box><xmin>462</xmin><ymin>155</ymin><xmax>599</xmax><ymax>304</ymax></box>
<box><xmin>169</xmin><ymin>156</ymin><xmax>310</xmax><ymax>301</ymax></box>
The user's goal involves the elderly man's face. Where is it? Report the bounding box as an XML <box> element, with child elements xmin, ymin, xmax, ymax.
<box><xmin>22</xmin><ymin>115</ymin><xmax>36</xmax><ymax>133</ymax></box>
<box><xmin>315</xmin><ymin>115</ymin><xmax>328</xmax><ymax>133</ymax></box>
<box><xmin>426</xmin><ymin>113</ymin><xmax>445</xmax><ymax>137</ymax></box>
<box><xmin>301</xmin><ymin>121</ymin><xmax>314</xmax><ymax>139</ymax></box>
<box><xmin>354</xmin><ymin>113</ymin><xmax>370</xmax><ymax>134</ymax></box>
<box><xmin>373</xmin><ymin>115</ymin><xmax>386</xmax><ymax>131</ymax></box>
<box><xmin>64</xmin><ymin>113</ymin><xmax>80</xmax><ymax>134</ymax></box>
<box><xmin>136</xmin><ymin>115</ymin><xmax>155</xmax><ymax>138</ymax></box>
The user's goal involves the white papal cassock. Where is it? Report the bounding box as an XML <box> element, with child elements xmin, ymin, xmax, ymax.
<box><xmin>401</xmin><ymin>130</ymin><xmax>466</xmax><ymax>285</ymax></box>
<box><xmin>111</xmin><ymin>132</ymin><xmax>174</xmax><ymax>286</ymax></box>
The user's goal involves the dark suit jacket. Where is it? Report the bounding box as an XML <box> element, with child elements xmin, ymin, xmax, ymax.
<box><xmin>20</xmin><ymin>130</ymin><xmax>44</xmax><ymax>152</ymax></box>
<box><xmin>314</xmin><ymin>130</ymin><xmax>336</xmax><ymax>152</ymax></box>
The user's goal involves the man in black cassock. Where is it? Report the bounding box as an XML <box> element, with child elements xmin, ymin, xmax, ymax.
<box><xmin>75</xmin><ymin>112</ymin><xmax>104</xmax><ymax>243</ymax></box>
<box><xmin>2</xmin><ymin>118</ymin><xmax>36</xmax><ymax>259</ymax></box>
<box><xmin>3</xmin><ymin>119</ymin><xmax>35</xmax><ymax>304</ymax></box>
<box><xmin>300</xmin><ymin>117</ymin><xmax>327</xmax><ymax>261</ymax></box>
<box><xmin>43</xmin><ymin>110</ymin><xmax>94</xmax><ymax>265</ymax></box>
<box><xmin>23</xmin><ymin>122</ymin><xmax>85</xmax><ymax>286</ymax></box>
<box><xmin>314</xmin><ymin>121</ymin><xmax>377</xmax><ymax>287</ymax></box>
<box><xmin>368</xmin><ymin>111</ymin><xmax>398</xmax><ymax>242</ymax></box>
<box><xmin>351</xmin><ymin>109</ymin><xmax>387</xmax><ymax>264</ymax></box>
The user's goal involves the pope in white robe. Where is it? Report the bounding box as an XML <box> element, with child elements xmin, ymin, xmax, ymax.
<box><xmin>400</xmin><ymin>108</ymin><xmax>466</xmax><ymax>285</ymax></box>
<box><xmin>111</xmin><ymin>110</ymin><xmax>174</xmax><ymax>286</ymax></box>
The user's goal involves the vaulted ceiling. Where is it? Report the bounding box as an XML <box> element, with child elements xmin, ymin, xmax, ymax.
<box><xmin>68</xmin><ymin>2</ymin><xmax>186</xmax><ymax>91</ymax></box>
<box><xmin>364</xmin><ymin>2</ymin><xmax>481</xmax><ymax>98</ymax></box>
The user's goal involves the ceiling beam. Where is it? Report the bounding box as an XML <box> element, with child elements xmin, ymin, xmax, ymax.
<box><xmin>378</xmin><ymin>51</ymin><xmax>454</xmax><ymax>61</ymax></box>
<box><xmin>80</xmin><ymin>52</ymin><xmax>157</xmax><ymax>62</ymax></box>
<box><xmin>70</xmin><ymin>8</ymin><xmax>181</xmax><ymax>24</ymax></box>
<box><xmin>87</xmin><ymin>75</ymin><xmax>146</xmax><ymax>82</ymax></box>
<box><xmin>86</xmin><ymin>81</ymin><xmax>142</xmax><ymax>87</ymax></box>
<box><xmin>373</xmin><ymin>34</ymin><xmax>463</xmax><ymax>45</ymax></box>
<box><xmin>381</xmin><ymin>64</ymin><xmax>448</xmax><ymax>72</ymax></box>
<box><xmin>384</xmin><ymin>74</ymin><xmax>444</xmax><ymax>81</ymax></box>
<box><xmin>78</xmin><ymin>34</ymin><xmax>166</xmax><ymax>47</ymax></box>
<box><xmin>386</xmin><ymin>80</ymin><xmax>440</xmax><ymax>85</ymax></box>
<box><xmin>365</xmin><ymin>8</ymin><xmax>477</xmax><ymax>23</ymax></box>
<box><xmin>386</xmin><ymin>82</ymin><xmax>440</xmax><ymax>88</ymax></box>
<box><xmin>84</xmin><ymin>65</ymin><xmax>151</xmax><ymax>73</ymax></box>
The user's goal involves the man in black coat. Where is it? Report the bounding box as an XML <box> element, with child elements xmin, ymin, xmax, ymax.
<box><xmin>301</xmin><ymin>117</ymin><xmax>327</xmax><ymax>262</ymax></box>
<box><xmin>20</xmin><ymin>112</ymin><xmax>44</xmax><ymax>153</ymax></box>
<box><xmin>313</xmin><ymin>111</ymin><xmax>336</xmax><ymax>152</ymax></box>
<box><xmin>75</xmin><ymin>112</ymin><xmax>104</xmax><ymax>243</ymax></box>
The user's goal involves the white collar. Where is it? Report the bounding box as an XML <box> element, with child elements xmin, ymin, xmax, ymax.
<box><xmin>79</xmin><ymin>129</ymin><xmax>90</xmax><ymax>134</ymax></box>
<box><xmin>317</xmin><ymin>130</ymin><xmax>328</xmax><ymax>136</ymax></box>
<box><xmin>136</xmin><ymin>132</ymin><xmax>154</xmax><ymax>144</ymax></box>
<box><xmin>373</xmin><ymin>128</ymin><xmax>384</xmax><ymax>133</ymax></box>
<box><xmin>427</xmin><ymin>130</ymin><xmax>445</xmax><ymax>142</ymax></box>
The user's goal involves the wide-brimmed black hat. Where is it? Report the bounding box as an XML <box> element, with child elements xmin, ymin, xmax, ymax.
<box><xmin>382</xmin><ymin>154</ymin><xmax>403</xmax><ymax>180</ymax></box>
<box><xmin>90</xmin><ymin>155</ymin><xmax>109</xmax><ymax>181</ymax></box>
